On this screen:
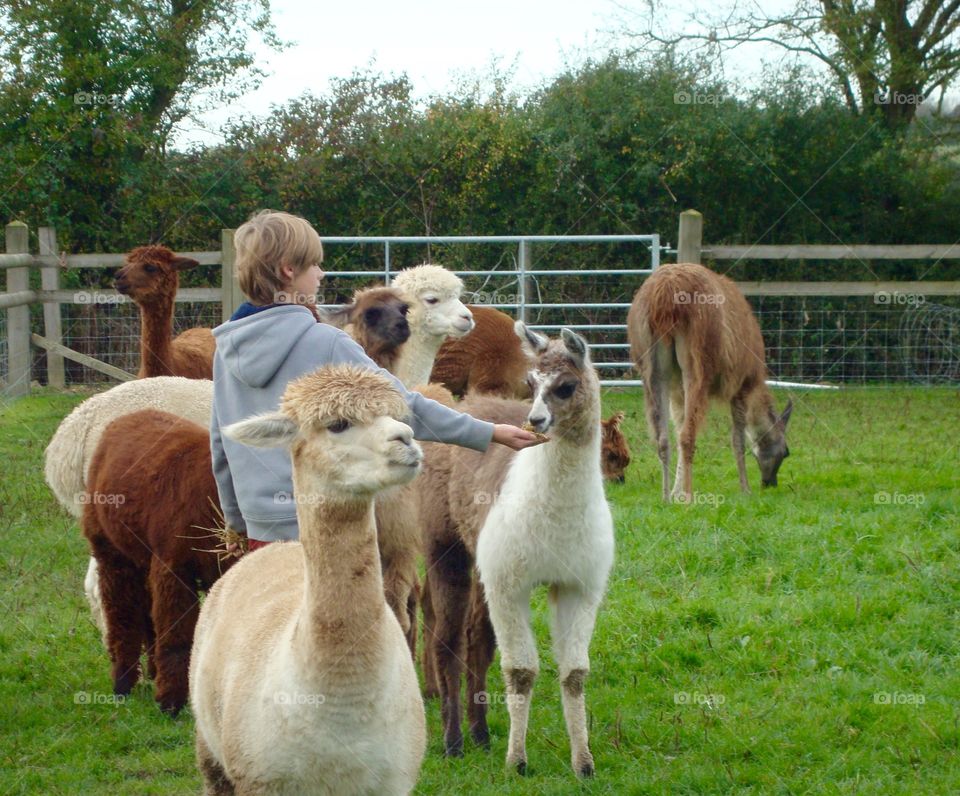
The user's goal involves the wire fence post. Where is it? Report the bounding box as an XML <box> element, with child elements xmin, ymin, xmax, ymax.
<box><xmin>38</xmin><ymin>225</ymin><xmax>64</xmax><ymax>388</ymax></box>
<box><xmin>384</xmin><ymin>240</ymin><xmax>391</xmax><ymax>285</ymax></box>
<box><xmin>4</xmin><ymin>221</ymin><xmax>31</xmax><ymax>397</ymax></box>
<box><xmin>677</xmin><ymin>210</ymin><xmax>703</xmax><ymax>264</ymax></box>
<box><xmin>518</xmin><ymin>238</ymin><xmax>530</xmax><ymax>324</ymax></box>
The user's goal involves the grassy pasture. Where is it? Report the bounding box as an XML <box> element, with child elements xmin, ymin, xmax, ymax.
<box><xmin>1</xmin><ymin>385</ymin><xmax>957</xmax><ymax>794</ymax></box>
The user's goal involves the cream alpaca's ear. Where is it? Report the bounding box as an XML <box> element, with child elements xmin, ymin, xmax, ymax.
<box><xmin>560</xmin><ymin>328</ymin><xmax>590</xmax><ymax>367</ymax></box>
<box><xmin>515</xmin><ymin>321</ymin><xmax>549</xmax><ymax>357</ymax></box>
<box><xmin>224</xmin><ymin>412</ymin><xmax>299</xmax><ymax>448</ymax></box>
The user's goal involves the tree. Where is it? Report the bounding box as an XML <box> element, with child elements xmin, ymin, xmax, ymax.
<box><xmin>0</xmin><ymin>0</ymin><xmax>282</xmax><ymax>248</ymax></box>
<box><xmin>626</xmin><ymin>0</ymin><xmax>960</xmax><ymax>130</ymax></box>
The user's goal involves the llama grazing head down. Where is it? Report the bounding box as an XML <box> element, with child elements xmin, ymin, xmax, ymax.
<box><xmin>224</xmin><ymin>366</ymin><xmax>422</xmax><ymax>497</ymax></box>
<box><xmin>516</xmin><ymin>322</ymin><xmax>600</xmax><ymax>440</ymax></box>
<box><xmin>601</xmin><ymin>411</ymin><xmax>630</xmax><ymax>482</ymax></box>
<box><xmin>114</xmin><ymin>245</ymin><xmax>200</xmax><ymax>305</ymax></box>
<box><xmin>751</xmin><ymin>398</ymin><xmax>793</xmax><ymax>487</ymax></box>
<box><xmin>393</xmin><ymin>264</ymin><xmax>474</xmax><ymax>340</ymax></box>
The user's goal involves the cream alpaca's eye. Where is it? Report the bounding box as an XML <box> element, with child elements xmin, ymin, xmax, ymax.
<box><xmin>327</xmin><ymin>419</ymin><xmax>351</xmax><ymax>434</ymax></box>
<box><xmin>424</xmin><ymin>297</ymin><xmax>439</xmax><ymax>305</ymax></box>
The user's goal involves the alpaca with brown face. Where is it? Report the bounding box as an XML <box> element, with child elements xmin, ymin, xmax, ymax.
<box><xmin>316</xmin><ymin>286</ymin><xmax>410</xmax><ymax>371</ymax></box>
<box><xmin>601</xmin><ymin>411</ymin><xmax>630</xmax><ymax>482</ymax></box>
<box><xmin>627</xmin><ymin>263</ymin><xmax>793</xmax><ymax>502</ymax></box>
<box><xmin>114</xmin><ymin>245</ymin><xmax>216</xmax><ymax>379</ymax></box>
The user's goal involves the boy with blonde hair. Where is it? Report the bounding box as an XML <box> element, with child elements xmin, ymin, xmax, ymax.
<box><xmin>211</xmin><ymin>210</ymin><xmax>540</xmax><ymax>547</ymax></box>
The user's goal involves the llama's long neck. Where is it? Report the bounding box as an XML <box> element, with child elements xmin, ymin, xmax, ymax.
<box><xmin>394</xmin><ymin>321</ymin><xmax>444</xmax><ymax>388</ymax></box>
<box><xmin>136</xmin><ymin>294</ymin><xmax>175</xmax><ymax>377</ymax></box>
<box><xmin>291</xmin><ymin>486</ymin><xmax>387</xmax><ymax>673</ymax></box>
<box><xmin>745</xmin><ymin>385</ymin><xmax>777</xmax><ymax>440</ymax></box>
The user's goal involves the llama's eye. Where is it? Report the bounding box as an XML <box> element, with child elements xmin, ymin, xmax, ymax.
<box><xmin>144</xmin><ymin>264</ymin><xmax>158</xmax><ymax>273</ymax></box>
<box><xmin>424</xmin><ymin>296</ymin><xmax>439</xmax><ymax>305</ymax></box>
<box><xmin>327</xmin><ymin>419</ymin><xmax>351</xmax><ymax>434</ymax></box>
<box><xmin>553</xmin><ymin>382</ymin><xmax>577</xmax><ymax>400</ymax></box>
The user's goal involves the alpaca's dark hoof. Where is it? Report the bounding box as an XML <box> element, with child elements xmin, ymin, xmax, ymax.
<box><xmin>157</xmin><ymin>694</ymin><xmax>185</xmax><ymax>717</ymax></box>
<box><xmin>444</xmin><ymin>737</ymin><xmax>464</xmax><ymax>757</ymax></box>
<box><xmin>579</xmin><ymin>762</ymin><xmax>595</xmax><ymax>778</ymax></box>
<box><xmin>471</xmin><ymin>730</ymin><xmax>491</xmax><ymax>750</ymax></box>
<box><xmin>112</xmin><ymin>669</ymin><xmax>138</xmax><ymax>696</ymax></box>
<box><xmin>515</xmin><ymin>760</ymin><xmax>527</xmax><ymax>775</ymax></box>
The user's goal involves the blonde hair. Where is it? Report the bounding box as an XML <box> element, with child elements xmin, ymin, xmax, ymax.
<box><xmin>234</xmin><ymin>210</ymin><xmax>323</xmax><ymax>305</ymax></box>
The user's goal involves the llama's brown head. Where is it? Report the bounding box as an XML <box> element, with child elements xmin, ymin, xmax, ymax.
<box><xmin>601</xmin><ymin>411</ymin><xmax>630</xmax><ymax>483</ymax></box>
<box><xmin>317</xmin><ymin>287</ymin><xmax>410</xmax><ymax>347</ymax></box>
<box><xmin>115</xmin><ymin>246</ymin><xmax>200</xmax><ymax>306</ymax></box>
<box><xmin>516</xmin><ymin>322</ymin><xmax>600</xmax><ymax>443</ymax></box>
<box><xmin>753</xmin><ymin>399</ymin><xmax>793</xmax><ymax>487</ymax></box>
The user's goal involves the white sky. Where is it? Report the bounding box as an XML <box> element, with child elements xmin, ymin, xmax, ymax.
<box><xmin>175</xmin><ymin>0</ymin><xmax>621</xmax><ymax>147</ymax></box>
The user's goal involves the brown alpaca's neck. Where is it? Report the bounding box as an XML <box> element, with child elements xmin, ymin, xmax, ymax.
<box><xmin>137</xmin><ymin>294</ymin><xmax>175</xmax><ymax>377</ymax></box>
<box><xmin>745</xmin><ymin>385</ymin><xmax>776</xmax><ymax>438</ymax></box>
<box><xmin>293</xmin><ymin>491</ymin><xmax>386</xmax><ymax>664</ymax></box>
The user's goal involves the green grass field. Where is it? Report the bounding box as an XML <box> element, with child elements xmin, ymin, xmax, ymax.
<box><xmin>1</xmin><ymin>385</ymin><xmax>958</xmax><ymax>794</ymax></box>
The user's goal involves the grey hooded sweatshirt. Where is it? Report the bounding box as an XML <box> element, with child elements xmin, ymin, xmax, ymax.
<box><xmin>210</xmin><ymin>304</ymin><xmax>494</xmax><ymax>542</ymax></box>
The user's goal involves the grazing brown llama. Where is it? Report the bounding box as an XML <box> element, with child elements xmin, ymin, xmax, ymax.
<box><xmin>316</xmin><ymin>286</ymin><xmax>410</xmax><ymax>371</ymax></box>
<box><xmin>430</xmin><ymin>305</ymin><xmax>531</xmax><ymax>399</ymax></box>
<box><xmin>627</xmin><ymin>263</ymin><xmax>793</xmax><ymax>502</ymax></box>
<box><xmin>82</xmin><ymin>409</ymin><xmax>235</xmax><ymax>715</ymax></box>
<box><xmin>115</xmin><ymin>245</ymin><xmax>216</xmax><ymax>379</ymax></box>
<box><xmin>601</xmin><ymin>411</ymin><xmax>630</xmax><ymax>482</ymax></box>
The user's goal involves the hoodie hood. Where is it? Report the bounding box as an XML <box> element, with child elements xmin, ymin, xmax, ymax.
<box><xmin>213</xmin><ymin>305</ymin><xmax>317</xmax><ymax>387</ymax></box>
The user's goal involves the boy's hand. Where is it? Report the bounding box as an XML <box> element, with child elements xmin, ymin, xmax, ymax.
<box><xmin>492</xmin><ymin>424</ymin><xmax>547</xmax><ymax>451</ymax></box>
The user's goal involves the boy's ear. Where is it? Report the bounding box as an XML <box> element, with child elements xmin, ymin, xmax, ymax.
<box><xmin>224</xmin><ymin>412</ymin><xmax>299</xmax><ymax>448</ymax></box>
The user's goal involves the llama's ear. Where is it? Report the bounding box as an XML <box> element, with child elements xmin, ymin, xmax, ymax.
<box><xmin>314</xmin><ymin>303</ymin><xmax>354</xmax><ymax>329</ymax></box>
<box><xmin>171</xmin><ymin>256</ymin><xmax>200</xmax><ymax>271</ymax></box>
<box><xmin>515</xmin><ymin>321</ymin><xmax>549</xmax><ymax>357</ymax></box>
<box><xmin>561</xmin><ymin>328</ymin><xmax>590</xmax><ymax>367</ymax></box>
<box><xmin>606</xmin><ymin>410</ymin><xmax>625</xmax><ymax>428</ymax></box>
<box><xmin>779</xmin><ymin>399</ymin><xmax>794</xmax><ymax>429</ymax></box>
<box><xmin>224</xmin><ymin>412</ymin><xmax>299</xmax><ymax>448</ymax></box>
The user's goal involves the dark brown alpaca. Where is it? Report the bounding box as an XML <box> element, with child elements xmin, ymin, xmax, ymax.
<box><xmin>82</xmin><ymin>409</ymin><xmax>235</xmax><ymax>715</ymax></box>
<box><xmin>315</xmin><ymin>286</ymin><xmax>411</xmax><ymax>371</ymax></box>
<box><xmin>601</xmin><ymin>411</ymin><xmax>630</xmax><ymax>482</ymax></box>
<box><xmin>430</xmin><ymin>305</ymin><xmax>531</xmax><ymax>399</ymax></box>
<box><xmin>627</xmin><ymin>263</ymin><xmax>793</xmax><ymax>502</ymax></box>
<box><xmin>114</xmin><ymin>245</ymin><xmax>216</xmax><ymax>379</ymax></box>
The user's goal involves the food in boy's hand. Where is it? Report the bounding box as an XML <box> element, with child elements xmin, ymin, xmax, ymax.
<box><xmin>521</xmin><ymin>421</ymin><xmax>551</xmax><ymax>442</ymax></box>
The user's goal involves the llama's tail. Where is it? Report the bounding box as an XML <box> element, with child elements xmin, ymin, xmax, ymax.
<box><xmin>45</xmin><ymin>403</ymin><xmax>92</xmax><ymax>519</ymax></box>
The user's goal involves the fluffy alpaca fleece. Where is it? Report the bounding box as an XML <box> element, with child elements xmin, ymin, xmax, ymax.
<box><xmin>627</xmin><ymin>263</ymin><xmax>793</xmax><ymax>501</ymax></box>
<box><xmin>43</xmin><ymin>377</ymin><xmax>213</xmax><ymax>644</ymax></box>
<box><xmin>190</xmin><ymin>366</ymin><xmax>426</xmax><ymax>796</ymax></box>
<box><xmin>430</xmin><ymin>305</ymin><xmax>530</xmax><ymax>399</ymax></box>
<box><xmin>82</xmin><ymin>409</ymin><xmax>235</xmax><ymax>714</ymax></box>
<box><xmin>421</xmin><ymin>325</ymin><xmax>614</xmax><ymax>776</ymax></box>
<box><xmin>115</xmin><ymin>245</ymin><xmax>216</xmax><ymax>378</ymax></box>
<box><xmin>390</xmin><ymin>264</ymin><xmax>474</xmax><ymax>388</ymax></box>
<box><xmin>316</xmin><ymin>286</ymin><xmax>410</xmax><ymax>371</ymax></box>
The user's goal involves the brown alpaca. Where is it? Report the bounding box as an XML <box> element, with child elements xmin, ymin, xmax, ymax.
<box><xmin>430</xmin><ymin>305</ymin><xmax>531</xmax><ymax>399</ymax></box>
<box><xmin>627</xmin><ymin>263</ymin><xmax>793</xmax><ymax>502</ymax></box>
<box><xmin>316</xmin><ymin>286</ymin><xmax>410</xmax><ymax>371</ymax></box>
<box><xmin>82</xmin><ymin>409</ymin><xmax>234</xmax><ymax>715</ymax></box>
<box><xmin>115</xmin><ymin>245</ymin><xmax>216</xmax><ymax>379</ymax></box>
<box><xmin>601</xmin><ymin>411</ymin><xmax>630</xmax><ymax>482</ymax></box>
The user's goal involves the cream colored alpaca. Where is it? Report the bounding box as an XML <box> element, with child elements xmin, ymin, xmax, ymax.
<box><xmin>189</xmin><ymin>366</ymin><xmax>426</xmax><ymax>796</ymax></box>
<box><xmin>390</xmin><ymin>263</ymin><xmax>474</xmax><ymax>387</ymax></box>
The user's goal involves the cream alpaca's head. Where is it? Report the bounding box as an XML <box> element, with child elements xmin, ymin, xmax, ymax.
<box><xmin>516</xmin><ymin>323</ymin><xmax>600</xmax><ymax>440</ymax></box>
<box><xmin>224</xmin><ymin>366</ymin><xmax>422</xmax><ymax>497</ymax></box>
<box><xmin>392</xmin><ymin>264</ymin><xmax>473</xmax><ymax>341</ymax></box>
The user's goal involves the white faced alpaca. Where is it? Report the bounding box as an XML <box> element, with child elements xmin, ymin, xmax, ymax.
<box><xmin>189</xmin><ymin>366</ymin><xmax>426</xmax><ymax>796</ymax></box>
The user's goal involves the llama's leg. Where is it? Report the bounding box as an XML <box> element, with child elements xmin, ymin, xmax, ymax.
<box><xmin>90</xmin><ymin>538</ymin><xmax>148</xmax><ymax>696</ymax></box>
<box><xmin>380</xmin><ymin>550</ymin><xmax>415</xmax><ymax>653</ymax></box>
<box><xmin>197</xmin><ymin>733</ymin><xmax>235</xmax><ymax>796</ymax></box>
<box><xmin>149</xmin><ymin>557</ymin><xmax>200</xmax><ymax>715</ymax></box>
<box><xmin>465</xmin><ymin>580</ymin><xmax>497</xmax><ymax>749</ymax></box>
<box><xmin>485</xmin><ymin>584</ymin><xmax>538</xmax><ymax>773</ymax></box>
<box><xmin>405</xmin><ymin>575</ymin><xmax>419</xmax><ymax>660</ymax></box>
<box><xmin>644</xmin><ymin>340</ymin><xmax>674</xmax><ymax>501</ymax></box>
<box><xmin>84</xmin><ymin>556</ymin><xmax>109</xmax><ymax>647</ymax></box>
<box><xmin>549</xmin><ymin>584</ymin><xmax>603</xmax><ymax>777</ymax></box>
<box><xmin>674</xmin><ymin>339</ymin><xmax>709</xmax><ymax>503</ymax></box>
<box><xmin>427</xmin><ymin>538</ymin><xmax>472</xmax><ymax>756</ymax></box>
<box><xmin>420</xmin><ymin>576</ymin><xmax>440</xmax><ymax>699</ymax></box>
<box><xmin>669</xmin><ymin>386</ymin><xmax>685</xmax><ymax>500</ymax></box>
<box><xmin>730</xmin><ymin>396</ymin><xmax>751</xmax><ymax>493</ymax></box>
<box><xmin>143</xmin><ymin>589</ymin><xmax>158</xmax><ymax>682</ymax></box>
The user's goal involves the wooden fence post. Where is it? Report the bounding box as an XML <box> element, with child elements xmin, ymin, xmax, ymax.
<box><xmin>221</xmin><ymin>228</ymin><xmax>240</xmax><ymax>322</ymax></box>
<box><xmin>38</xmin><ymin>226</ymin><xmax>64</xmax><ymax>388</ymax></box>
<box><xmin>677</xmin><ymin>209</ymin><xmax>703</xmax><ymax>264</ymax></box>
<box><xmin>4</xmin><ymin>221</ymin><xmax>31</xmax><ymax>398</ymax></box>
